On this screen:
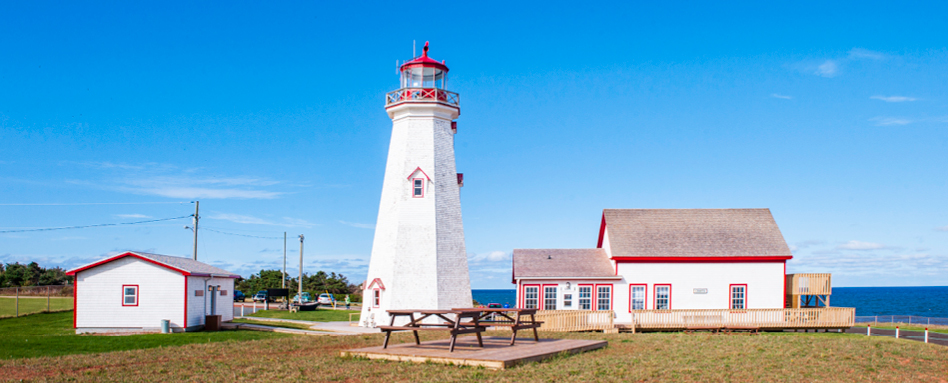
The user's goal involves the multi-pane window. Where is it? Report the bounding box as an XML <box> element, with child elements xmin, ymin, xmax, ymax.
<box><xmin>655</xmin><ymin>285</ymin><xmax>670</xmax><ymax>310</ymax></box>
<box><xmin>412</xmin><ymin>179</ymin><xmax>424</xmax><ymax>197</ymax></box>
<box><xmin>630</xmin><ymin>285</ymin><xmax>646</xmax><ymax>310</ymax></box>
<box><xmin>122</xmin><ymin>285</ymin><xmax>138</xmax><ymax>306</ymax></box>
<box><xmin>731</xmin><ymin>285</ymin><xmax>746</xmax><ymax>309</ymax></box>
<box><xmin>373</xmin><ymin>289</ymin><xmax>381</xmax><ymax>307</ymax></box>
<box><xmin>578</xmin><ymin>286</ymin><xmax>592</xmax><ymax>310</ymax></box>
<box><xmin>563</xmin><ymin>294</ymin><xmax>572</xmax><ymax>308</ymax></box>
<box><xmin>543</xmin><ymin>286</ymin><xmax>557</xmax><ymax>310</ymax></box>
<box><xmin>524</xmin><ymin>286</ymin><xmax>539</xmax><ymax>309</ymax></box>
<box><xmin>596</xmin><ymin>286</ymin><xmax>611</xmax><ymax>311</ymax></box>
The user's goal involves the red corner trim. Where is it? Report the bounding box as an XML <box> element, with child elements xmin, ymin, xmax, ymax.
<box><xmin>596</xmin><ymin>213</ymin><xmax>606</xmax><ymax>248</ymax></box>
<box><xmin>73</xmin><ymin>276</ymin><xmax>77</xmax><ymax>328</ymax></box>
<box><xmin>406</xmin><ymin>167</ymin><xmax>431</xmax><ymax>181</ymax></box>
<box><xmin>612</xmin><ymin>256</ymin><xmax>792</xmax><ymax>263</ymax></box>
<box><xmin>184</xmin><ymin>276</ymin><xmax>188</xmax><ymax>328</ymax></box>
<box><xmin>366</xmin><ymin>278</ymin><xmax>386</xmax><ymax>291</ymax></box>
<box><xmin>66</xmin><ymin>252</ymin><xmax>191</xmax><ymax>276</ymax></box>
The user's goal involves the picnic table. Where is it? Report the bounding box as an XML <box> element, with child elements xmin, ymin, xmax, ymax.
<box><xmin>452</xmin><ymin>308</ymin><xmax>543</xmax><ymax>346</ymax></box>
<box><xmin>378</xmin><ymin>309</ymin><xmax>486</xmax><ymax>352</ymax></box>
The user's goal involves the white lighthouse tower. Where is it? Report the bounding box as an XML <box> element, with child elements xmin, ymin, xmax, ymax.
<box><xmin>360</xmin><ymin>42</ymin><xmax>471</xmax><ymax>327</ymax></box>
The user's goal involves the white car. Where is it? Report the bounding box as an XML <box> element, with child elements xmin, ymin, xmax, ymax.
<box><xmin>316</xmin><ymin>293</ymin><xmax>334</xmax><ymax>305</ymax></box>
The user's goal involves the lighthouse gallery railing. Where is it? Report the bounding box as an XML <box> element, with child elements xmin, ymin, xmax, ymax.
<box><xmin>386</xmin><ymin>88</ymin><xmax>460</xmax><ymax>107</ymax></box>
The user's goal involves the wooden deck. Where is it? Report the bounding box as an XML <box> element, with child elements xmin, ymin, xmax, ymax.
<box><xmin>341</xmin><ymin>336</ymin><xmax>608</xmax><ymax>369</ymax></box>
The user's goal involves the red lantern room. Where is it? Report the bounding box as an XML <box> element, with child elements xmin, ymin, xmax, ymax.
<box><xmin>386</xmin><ymin>42</ymin><xmax>459</xmax><ymax>109</ymax></box>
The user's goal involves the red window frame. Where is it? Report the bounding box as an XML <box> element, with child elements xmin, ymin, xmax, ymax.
<box><xmin>522</xmin><ymin>284</ymin><xmax>540</xmax><ymax>309</ymax></box>
<box><xmin>373</xmin><ymin>289</ymin><xmax>380</xmax><ymax>308</ymax></box>
<box><xmin>412</xmin><ymin>178</ymin><xmax>425</xmax><ymax>198</ymax></box>
<box><xmin>628</xmin><ymin>284</ymin><xmax>647</xmax><ymax>312</ymax></box>
<box><xmin>577</xmin><ymin>284</ymin><xmax>594</xmax><ymax>310</ymax></box>
<box><xmin>595</xmin><ymin>284</ymin><xmax>613</xmax><ymax>311</ymax></box>
<box><xmin>541</xmin><ymin>284</ymin><xmax>558</xmax><ymax>310</ymax></box>
<box><xmin>654</xmin><ymin>284</ymin><xmax>672</xmax><ymax>310</ymax></box>
<box><xmin>122</xmin><ymin>284</ymin><xmax>139</xmax><ymax>307</ymax></box>
<box><xmin>729</xmin><ymin>284</ymin><xmax>747</xmax><ymax>310</ymax></box>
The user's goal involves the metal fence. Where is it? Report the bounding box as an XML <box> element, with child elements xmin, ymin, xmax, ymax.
<box><xmin>0</xmin><ymin>285</ymin><xmax>75</xmax><ymax>318</ymax></box>
<box><xmin>855</xmin><ymin>315</ymin><xmax>948</xmax><ymax>326</ymax></box>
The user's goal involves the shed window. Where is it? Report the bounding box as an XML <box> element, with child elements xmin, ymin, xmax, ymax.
<box><xmin>523</xmin><ymin>286</ymin><xmax>539</xmax><ymax>309</ymax></box>
<box><xmin>731</xmin><ymin>285</ymin><xmax>746</xmax><ymax>309</ymax></box>
<box><xmin>220</xmin><ymin>290</ymin><xmax>228</xmax><ymax>296</ymax></box>
<box><xmin>122</xmin><ymin>285</ymin><xmax>138</xmax><ymax>306</ymax></box>
<box><xmin>412</xmin><ymin>178</ymin><xmax>425</xmax><ymax>198</ymax></box>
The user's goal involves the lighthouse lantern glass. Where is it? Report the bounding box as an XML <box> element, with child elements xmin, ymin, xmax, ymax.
<box><xmin>400</xmin><ymin>66</ymin><xmax>447</xmax><ymax>89</ymax></box>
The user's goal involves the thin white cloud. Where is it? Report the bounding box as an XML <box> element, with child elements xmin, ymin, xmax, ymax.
<box><xmin>936</xmin><ymin>225</ymin><xmax>948</xmax><ymax>232</ymax></box>
<box><xmin>207</xmin><ymin>213</ymin><xmax>314</xmax><ymax>228</ymax></box>
<box><xmin>788</xmin><ymin>245</ymin><xmax>799</xmax><ymax>252</ymax></box>
<box><xmin>771</xmin><ymin>94</ymin><xmax>793</xmax><ymax>100</ymax></box>
<box><xmin>339</xmin><ymin>221</ymin><xmax>375</xmax><ymax>229</ymax></box>
<box><xmin>837</xmin><ymin>240</ymin><xmax>886</xmax><ymax>250</ymax></box>
<box><xmin>816</xmin><ymin>60</ymin><xmax>838</xmax><ymax>77</ymax></box>
<box><xmin>468</xmin><ymin>250</ymin><xmax>510</xmax><ymax>263</ymax></box>
<box><xmin>118</xmin><ymin>185</ymin><xmax>282</xmax><ymax>199</ymax></box>
<box><xmin>115</xmin><ymin>214</ymin><xmax>152</xmax><ymax>219</ymax></box>
<box><xmin>870</xmin><ymin>117</ymin><xmax>913</xmax><ymax>126</ymax></box>
<box><xmin>848</xmin><ymin>48</ymin><xmax>886</xmax><ymax>60</ymax></box>
<box><xmin>871</xmin><ymin>95</ymin><xmax>917</xmax><ymax>103</ymax></box>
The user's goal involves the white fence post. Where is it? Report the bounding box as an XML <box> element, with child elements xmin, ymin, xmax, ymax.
<box><xmin>895</xmin><ymin>326</ymin><xmax>899</xmax><ymax>339</ymax></box>
<box><xmin>253</xmin><ymin>301</ymin><xmax>257</xmax><ymax>314</ymax></box>
<box><xmin>241</xmin><ymin>304</ymin><xmax>244</xmax><ymax>317</ymax></box>
<box><xmin>925</xmin><ymin>328</ymin><xmax>929</xmax><ymax>343</ymax></box>
<box><xmin>867</xmin><ymin>324</ymin><xmax>871</xmax><ymax>336</ymax></box>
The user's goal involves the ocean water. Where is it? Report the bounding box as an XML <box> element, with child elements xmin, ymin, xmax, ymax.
<box><xmin>473</xmin><ymin>286</ymin><xmax>948</xmax><ymax>318</ymax></box>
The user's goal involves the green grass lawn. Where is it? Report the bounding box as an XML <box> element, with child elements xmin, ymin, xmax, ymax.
<box><xmin>854</xmin><ymin>323</ymin><xmax>948</xmax><ymax>334</ymax></box>
<box><xmin>0</xmin><ymin>311</ymin><xmax>289</xmax><ymax>360</ymax></box>
<box><xmin>0</xmin><ymin>297</ymin><xmax>73</xmax><ymax>318</ymax></box>
<box><xmin>1</xmin><ymin>327</ymin><xmax>946</xmax><ymax>382</ymax></box>
<box><xmin>246</xmin><ymin>308</ymin><xmax>359</xmax><ymax>322</ymax></box>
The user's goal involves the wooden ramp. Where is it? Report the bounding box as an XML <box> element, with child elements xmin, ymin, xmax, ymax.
<box><xmin>341</xmin><ymin>336</ymin><xmax>607</xmax><ymax>370</ymax></box>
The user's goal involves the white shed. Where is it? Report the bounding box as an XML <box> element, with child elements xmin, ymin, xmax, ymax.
<box><xmin>67</xmin><ymin>251</ymin><xmax>239</xmax><ymax>333</ymax></box>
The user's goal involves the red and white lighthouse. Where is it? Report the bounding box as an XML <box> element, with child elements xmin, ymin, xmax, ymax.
<box><xmin>360</xmin><ymin>43</ymin><xmax>471</xmax><ymax>327</ymax></box>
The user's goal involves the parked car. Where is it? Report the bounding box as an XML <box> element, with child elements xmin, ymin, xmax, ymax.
<box><xmin>234</xmin><ymin>290</ymin><xmax>246</xmax><ymax>302</ymax></box>
<box><xmin>292</xmin><ymin>292</ymin><xmax>312</xmax><ymax>303</ymax></box>
<box><xmin>253</xmin><ymin>290</ymin><xmax>267</xmax><ymax>302</ymax></box>
<box><xmin>316</xmin><ymin>293</ymin><xmax>334</xmax><ymax>305</ymax></box>
<box><xmin>487</xmin><ymin>303</ymin><xmax>502</xmax><ymax>309</ymax></box>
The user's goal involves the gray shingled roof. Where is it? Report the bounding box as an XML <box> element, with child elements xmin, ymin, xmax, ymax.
<box><xmin>602</xmin><ymin>209</ymin><xmax>792</xmax><ymax>258</ymax></box>
<box><xmin>69</xmin><ymin>251</ymin><xmax>240</xmax><ymax>278</ymax></box>
<box><xmin>512</xmin><ymin>249</ymin><xmax>617</xmax><ymax>279</ymax></box>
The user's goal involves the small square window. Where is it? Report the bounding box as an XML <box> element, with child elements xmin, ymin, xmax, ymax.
<box><xmin>195</xmin><ymin>290</ymin><xmax>204</xmax><ymax>297</ymax></box>
<box><xmin>122</xmin><ymin>285</ymin><xmax>138</xmax><ymax>306</ymax></box>
<box><xmin>412</xmin><ymin>178</ymin><xmax>424</xmax><ymax>198</ymax></box>
<box><xmin>563</xmin><ymin>294</ymin><xmax>572</xmax><ymax>308</ymax></box>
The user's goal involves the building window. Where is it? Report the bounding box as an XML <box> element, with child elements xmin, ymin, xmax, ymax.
<box><xmin>731</xmin><ymin>284</ymin><xmax>746</xmax><ymax>309</ymax></box>
<box><xmin>122</xmin><ymin>285</ymin><xmax>138</xmax><ymax>306</ymax></box>
<box><xmin>629</xmin><ymin>285</ymin><xmax>646</xmax><ymax>310</ymax></box>
<box><xmin>543</xmin><ymin>286</ymin><xmax>557</xmax><ymax>310</ymax></box>
<box><xmin>412</xmin><ymin>178</ymin><xmax>425</xmax><ymax>198</ymax></box>
<box><xmin>524</xmin><ymin>286</ymin><xmax>539</xmax><ymax>309</ymax></box>
<box><xmin>655</xmin><ymin>285</ymin><xmax>671</xmax><ymax>310</ymax></box>
<box><xmin>596</xmin><ymin>285</ymin><xmax>612</xmax><ymax>311</ymax></box>
<box><xmin>563</xmin><ymin>294</ymin><xmax>572</xmax><ymax>308</ymax></box>
<box><xmin>578</xmin><ymin>286</ymin><xmax>592</xmax><ymax>310</ymax></box>
<box><xmin>373</xmin><ymin>289</ymin><xmax>381</xmax><ymax>308</ymax></box>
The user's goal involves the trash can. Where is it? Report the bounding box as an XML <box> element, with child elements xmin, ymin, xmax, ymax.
<box><xmin>160</xmin><ymin>319</ymin><xmax>171</xmax><ymax>334</ymax></box>
<box><xmin>205</xmin><ymin>315</ymin><xmax>222</xmax><ymax>331</ymax></box>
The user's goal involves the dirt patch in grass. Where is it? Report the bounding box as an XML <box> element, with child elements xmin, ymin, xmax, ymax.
<box><xmin>2</xmin><ymin>329</ymin><xmax>947</xmax><ymax>382</ymax></box>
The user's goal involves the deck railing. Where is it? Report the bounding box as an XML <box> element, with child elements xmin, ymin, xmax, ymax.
<box><xmin>629</xmin><ymin>307</ymin><xmax>854</xmax><ymax>330</ymax></box>
<box><xmin>786</xmin><ymin>273</ymin><xmax>832</xmax><ymax>295</ymax></box>
<box><xmin>533</xmin><ymin>310</ymin><xmax>614</xmax><ymax>332</ymax></box>
<box><xmin>385</xmin><ymin>88</ymin><xmax>460</xmax><ymax>107</ymax></box>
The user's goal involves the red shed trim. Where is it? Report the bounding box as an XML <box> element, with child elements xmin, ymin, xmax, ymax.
<box><xmin>612</xmin><ymin>256</ymin><xmax>792</xmax><ymax>263</ymax></box>
<box><xmin>67</xmin><ymin>252</ymin><xmax>190</xmax><ymax>276</ymax></box>
<box><xmin>596</xmin><ymin>213</ymin><xmax>607</xmax><ymax>248</ymax></box>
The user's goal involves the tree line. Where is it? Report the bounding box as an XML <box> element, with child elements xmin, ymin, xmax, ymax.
<box><xmin>236</xmin><ymin>269</ymin><xmax>361</xmax><ymax>300</ymax></box>
<box><xmin>0</xmin><ymin>262</ymin><xmax>72</xmax><ymax>287</ymax></box>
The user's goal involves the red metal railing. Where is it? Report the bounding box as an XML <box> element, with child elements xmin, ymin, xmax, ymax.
<box><xmin>386</xmin><ymin>88</ymin><xmax>460</xmax><ymax>107</ymax></box>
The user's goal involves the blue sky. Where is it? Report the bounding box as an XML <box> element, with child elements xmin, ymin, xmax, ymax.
<box><xmin>1</xmin><ymin>1</ymin><xmax>946</xmax><ymax>288</ymax></box>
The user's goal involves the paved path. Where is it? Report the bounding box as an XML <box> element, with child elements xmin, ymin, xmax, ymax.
<box><xmin>844</xmin><ymin>326</ymin><xmax>948</xmax><ymax>346</ymax></box>
<box><xmin>234</xmin><ymin>317</ymin><xmax>379</xmax><ymax>335</ymax></box>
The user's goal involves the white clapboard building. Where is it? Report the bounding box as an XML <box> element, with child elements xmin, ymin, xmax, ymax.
<box><xmin>67</xmin><ymin>251</ymin><xmax>239</xmax><ymax>333</ymax></box>
<box><xmin>360</xmin><ymin>42</ymin><xmax>472</xmax><ymax>327</ymax></box>
<box><xmin>512</xmin><ymin>209</ymin><xmax>793</xmax><ymax>324</ymax></box>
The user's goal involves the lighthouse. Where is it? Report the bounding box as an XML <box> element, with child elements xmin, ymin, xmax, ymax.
<box><xmin>360</xmin><ymin>42</ymin><xmax>472</xmax><ymax>327</ymax></box>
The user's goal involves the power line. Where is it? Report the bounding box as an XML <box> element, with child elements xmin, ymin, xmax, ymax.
<box><xmin>202</xmin><ymin>227</ymin><xmax>284</xmax><ymax>240</ymax></box>
<box><xmin>0</xmin><ymin>202</ymin><xmax>188</xmax><ymax>206</ymax></box>
<box><xmin>0</xmin><ymin>215</ymin><xmax>193</xmax><ymax>233</ymax></box>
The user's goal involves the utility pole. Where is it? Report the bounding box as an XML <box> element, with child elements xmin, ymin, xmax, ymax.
<box><xmin>191</xmin><ymin>201</ymin><xmax>200</xmax><ymax>260</ymax></box>
<box><xmin>282</xmin><ymin>232</ymin><xmax>287</xmax><ymax>288</ymax></box>
<box><xmin>298</xmin><ymin>234</ymin><xmax>304</xmax><ymax>304</ymax></box>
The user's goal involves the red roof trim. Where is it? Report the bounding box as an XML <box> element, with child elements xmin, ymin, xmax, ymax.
<box><xmin>406</xmin><ymin>167</ymin><xmax>431</xmax><ymax>181</ymax></box>
<box><xmin>596</xmin><ymin>212</ymin><xmax>607</xmax><ymax>248</ymax></box>
<box><xmin>400</xmin><ymin>41</ymin><xmax>449</xmax><ymax>72</ymax></box>
<box><xmin>612</xmin><ymin>256</ymin><xmax>793</xmax><ymax>263</ymax></box>
<box><xmin>66</xmin><ymin>252</ymin><xmax>191</xmax><ymax>276</ymax></box>
<box><xmin>366</xmin><ymin>278</ymin><xmax>386</xmax><ymax>291</ymax></box>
